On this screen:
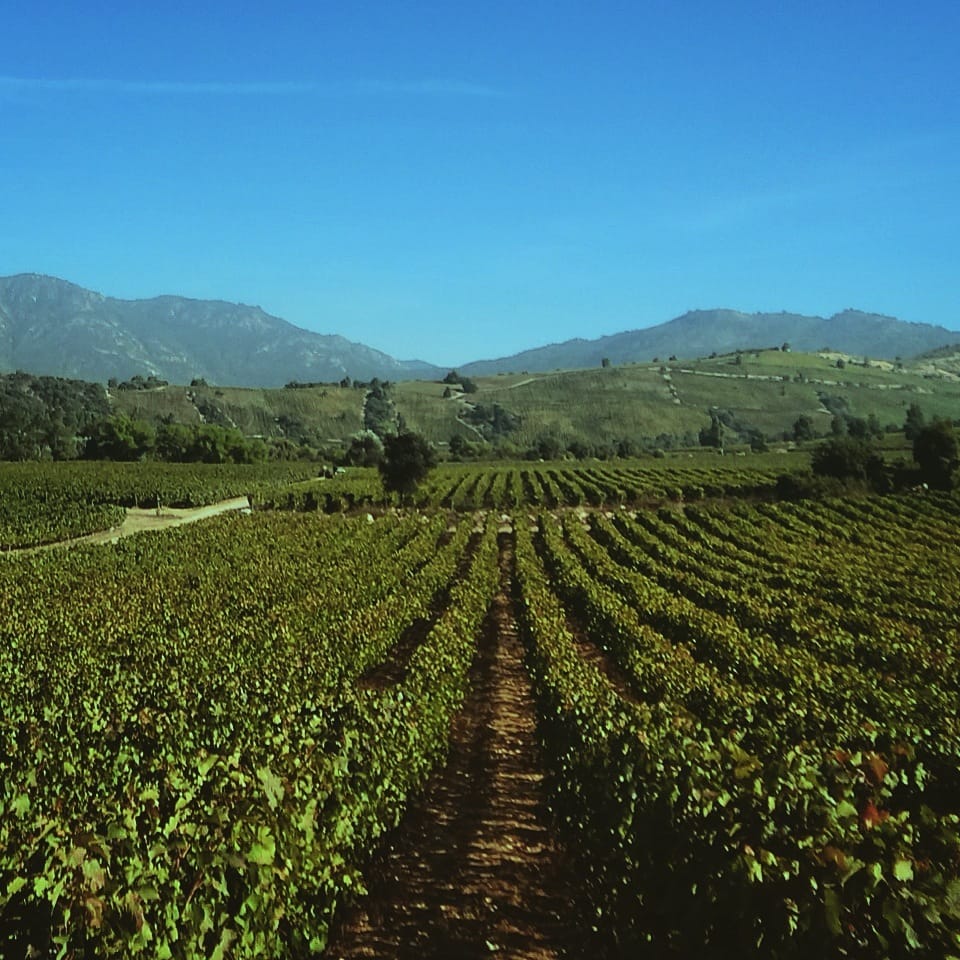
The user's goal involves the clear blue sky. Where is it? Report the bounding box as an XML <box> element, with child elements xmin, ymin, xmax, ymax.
<box><xmin>1</xmin><ymin>1</ymin><xmax>957</xmax><ymax>366</ymax></box>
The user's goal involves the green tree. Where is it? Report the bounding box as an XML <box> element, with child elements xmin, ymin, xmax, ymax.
<box><xmin>531</xmin><ymin>433</ymin><xmax>564</xmax><ymax>461</ymax></box>
<box><xmin>792</xmin><ymin>415</ymin><xmax>816</xmax><ymax>442</ymax></box>
<box><xmin>448</xmin><ymin>434</ymin><xmax>469</xmax><ymax>459</ymax></box>
<box><xmin>847</xmin><ymin>417</ymin><xmax>868</xmax><ymax>439</ymax></box>
<box><xmin>378</xmin><ymin>431</ymin><xmax>437</xmax><ymax>503</ymax></box>
<box><xmin>913</xmin><ymin>420</ymin><xmax>958</xmax><ymax>490</ymax></box>
<box><xmin>699</xmin><ymin>413</ymin><xmax>724</xmax><ymax>452</ymax></box>
<box><xmin>343</xmin><ymin>430</ymin><xmax>384</xmax><ymax>467</ymax></box>
<box><xmin>568</xmin><ymin>439</ymin><xmax>593</xmax><ymax>460</ymax></box>
<box><xmin>904</xmin><ymin>402</ymin><xmax>926</xmax><ymax>442</ymax></box>
<box><xmin>811</xmin><ymin>436</ymin><xmax>885</xmax><ymax>486</ymax></box>
<box><xmin>155</xmin><ymin>422</ymin><xmax>194</xmax><ymax>461</ymax></box>
<box><xmin>84</xmin><ymin>415</ymin><xmax>155</xmax><ymax>461</ymax></box>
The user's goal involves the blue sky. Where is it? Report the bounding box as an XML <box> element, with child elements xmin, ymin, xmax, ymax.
<box><xmin>1</xmin><ymin>1</ymin><xmax>957</xmax><ymax>366</ymax></box>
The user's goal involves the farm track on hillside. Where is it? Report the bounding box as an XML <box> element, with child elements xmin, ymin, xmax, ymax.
<box><xmin>327</xmin><ymin>535</ymin><xmax>593</xmax><ymax>959</ymax></box>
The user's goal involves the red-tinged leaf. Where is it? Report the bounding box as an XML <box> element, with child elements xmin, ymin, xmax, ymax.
<box><xmin>821</xmin><ymin>845</ymin><xmax>848</xmax><ymax>870</ymax></box>
<box><xmin>860</xmin><ymin>800</ymin><xmax>888</xmax><ymax>830</ymax></box>
<box><xmin>864</xmin><ymin>753</ymin><xmax>888</xmax><ymax>786</ymax></box>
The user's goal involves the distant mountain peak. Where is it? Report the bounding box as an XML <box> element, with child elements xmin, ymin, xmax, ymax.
<box><xmin>2</xmin><ymin>274</ymin><xmax>957</xmax><ymax>385</ymax></box>
<box><xmin>460</xmin><ymin>307</ymin><xmax>959</xmax><ymax>376</ymax></box>
<box><xmin>0</xmin><ymin>274</ymin><xmax>442</xmax><ymax>386</ymax></box>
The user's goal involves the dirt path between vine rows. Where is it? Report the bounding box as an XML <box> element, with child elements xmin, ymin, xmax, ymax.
<box><xmin>3</xmin><ymin>497</ymin><xmax>252</xmax><ymax>556</ymax></box>
<box><xmin>327</xmin><ymin>535</ymin><xmax>594</xmax><ymax>959</ymax></box>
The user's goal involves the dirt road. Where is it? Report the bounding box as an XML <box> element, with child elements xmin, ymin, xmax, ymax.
<box><xmin>3</xmin><ymin>496</ymin><xmax>251</xmax><ymax>556</ymax></box>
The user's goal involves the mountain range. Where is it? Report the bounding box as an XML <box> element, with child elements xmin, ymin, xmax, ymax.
<box><xmin>1</xmin><ymin>274</ymin><xmax>957</xmax><ymax>386</ymax></box>
<box><xmin>461</xmin><ymin>309</ymin><xmax>960</xmax><ymax>376</ymax></box>
<box><xmin>0</xmin><ymin>274</ymin><xmax>440</xmax><ymax>386</ymax></box>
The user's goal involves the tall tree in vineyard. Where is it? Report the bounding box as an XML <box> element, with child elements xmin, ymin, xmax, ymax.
<box><xmin>913</xmin><ymin>419</ymin><xmax>958</xmax><ymax>489</ymax></box>
<box><xmin>378</xmin><ymin>431</ymin><xmax>437</xmax><ymax>504</ymax></box>
<box><xmin>904</xmin><ymin>402</ymin><xmax>926</xmax><ymax>441</ymax></box>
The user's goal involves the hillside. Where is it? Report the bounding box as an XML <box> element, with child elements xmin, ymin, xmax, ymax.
<box><xmin>399</xmin><ymin>348</ymin><xmax>959</xmax><ymax>450</ymax></box>
<box><xmin>460</xmin><ymin>309</ymin><xmax>960</xmax><ymax>375</ymax></box>
<box><xmin>0</xmin><ymin>274</ymin><xmax>441</xmax><ymax>387</ymax></box>
<box><xmin>109</xmin><ymin>347</ymin><xmax>960</xmax><ymax>453</ymax></box>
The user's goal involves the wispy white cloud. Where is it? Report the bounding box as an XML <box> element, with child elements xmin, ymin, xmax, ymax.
<box><xmin>0</xmin><ymin>75</ymin><xmax>503</xmax><ymax>98</ymax></box>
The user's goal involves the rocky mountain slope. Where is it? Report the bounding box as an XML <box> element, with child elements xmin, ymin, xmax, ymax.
<box><xmin>0</xmin><ymin>274</ymin><xmax>442</xmax><ymax>387</ymax></box>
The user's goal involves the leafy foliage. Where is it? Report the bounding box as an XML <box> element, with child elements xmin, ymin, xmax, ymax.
<box><xmin>0</xmin><ymin>372</ymin><xmax>110</xmax><ymax>460</ymax></box>
<box><xmin>0</xmin><ymin>461</ymin><xmax>320</xmax><ymax>546</ymax></box>
<box><xmin>811</xmin><ymin>435</ymin><xmax>886</xmax><ymax>485</ymax></box>
<box><xmin>517</xmin><ymin>495</ymin><xmax>960</xmax><ymax>956</ymax></box>
<box><xmin>0</xmin><ymin>510</ymin><xmax>500</xmax><ymax>956</ymax></box>
<box><xmin>793</xmin><ymin>413</ymin><xmax>816</xmax><ymax>441</ymax></box>
<box><xmin>2</xmin><ymin>461</ymin><xmax>960</xmax><ymax>955</ymax></box>
<box><xmin>913</xmin><ymin>419</ymin><xmax>958</xmax><ymax>489</ymax></box>
<box><xmin>378</xmin><ymin>432</ymin><xmax>437</xmax><ymax>502</ymax></box>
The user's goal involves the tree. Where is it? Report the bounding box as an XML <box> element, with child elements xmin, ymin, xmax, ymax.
<box><xmin>568</xmin><ymin>439</ymin><xmax>593</xmax><ymax>460</ymax></box>
<box><xmin>904</xmin><ymin>403</ymin><xmax>926</xmax><ymax>442</ymax></box>
<box><xmin>531</xmin><ymin>433</ymin><xmax>564</xmax><ymax>461</ymax></box>
<box><xmin>616</xmin><ymin>437</ymin><xmax>638</xmax><ymax>458</ymax></box>
<box><xmin>811</xmin><ymin>436</ymin><xmax>885</xmax><ymax>486</ymax></box>
<box><xmin>601</xmin><ymin>357</ymin><xmax>611</xmax><ymax>368</ymax></box>
<box><xmin>792</xmin><ymin>415</ymin><xmax>816</xmax><ymax>442</ymax></box>
<box><xmin>84</xmin><ymin>414</ymin><xmax>155</xmax><ymax>461</ymax></box>
<box><xmin>343</xmin><ymin>430</ymin><xmax>384</xmax><ymax>467</ymax></box>
<box><xmin>448</xmin><ymin>434</ymin><xmax>469</xmax><ymax>459</ymax></box>
<box><xmin>699</xmin><ymin>413</ymin><xmax>724</xmax><ymax>452</ymax></box>
<box><xmin>847</xmin><ymin>417</ymin><xmax>868</xmax><ymax>439</ymax></box>
<box><xmin>378</xmin><ymin>431</ymin><xmax>437</xmax><ymax>503</ymax></box>
<box><xmin>913</xmin><ymin>420</ymin><xmax>958</xmax><ymax>490</ymax></box>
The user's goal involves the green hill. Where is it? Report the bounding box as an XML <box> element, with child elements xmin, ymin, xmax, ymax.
<box><xmin>110</xmin><ymin>348</ymin><xmax>960</xmax><ymax>452</ymax></box>
<box><xmin>5</xmin><ymin>347</ymin><xmax>958</xmax><ymax>461</ymax></box>
<box><xmin>394</xmin><ymin>348</ymin><xmax>960</xmax><ymax>450</ymax></box>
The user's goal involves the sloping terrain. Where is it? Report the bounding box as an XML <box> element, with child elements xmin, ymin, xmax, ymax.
<box><xmin>0</xmin><ymin>274</ymin><xmax>441</xmax><ymax>386</ymax></box>
<box><xmin>460</xmin><ymin>308</ymin><xmax>960</xmax><ymax>375</ymax></box>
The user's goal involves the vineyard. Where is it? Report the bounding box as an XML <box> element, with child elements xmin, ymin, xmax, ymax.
<box><xmin>228</xmin><ymin>456</ymin><xmax>787</xmax><ymax>515</ymax></box>
<box><xmin>0</xmin><ymin>458</ymin><xmax>786</xmax><ymax>549</ymax></box>
<box><xmin>1</xmin><ymin>462</ymin><xmax>959</xmax><ymax>956</ymax></box>
<box><xmin>0</xmin><ymin>462</ymin><xmax>318</xmax><ymax>549</ymax></box>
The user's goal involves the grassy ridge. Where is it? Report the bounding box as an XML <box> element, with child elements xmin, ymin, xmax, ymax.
<box><xmin>107</xmin><ymin>349</ymin><xmax>960</xmax><ymax>449</ymax></box>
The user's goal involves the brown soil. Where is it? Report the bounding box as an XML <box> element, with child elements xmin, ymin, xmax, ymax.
<box><xmin>326</xmin><ymin>535</ymin><xmax>594</xmax><ymax>959</ymax></box>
